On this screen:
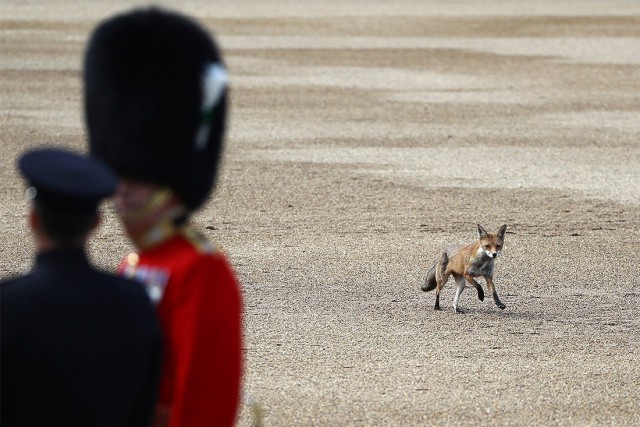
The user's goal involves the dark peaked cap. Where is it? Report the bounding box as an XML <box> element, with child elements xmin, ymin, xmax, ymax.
<box><xmin>18</xmin><ymin>148</ymin><xmax>117</xmax><ymax>214</ymax></box>
<box><xmin>84</xmin><ymin>7</ymin><xmax>227</xmax><ymax>211</ymax></box>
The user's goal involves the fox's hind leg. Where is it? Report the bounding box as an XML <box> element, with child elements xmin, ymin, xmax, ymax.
<box><xmin>484</xmin><ymin>275</ymin><xmax>505</xmax><ymax>310</ymax></box>
<box><xmin>433</xmin><ymin>253</ymin><xmax>449</xmax><ymax>311</ymax></box>
<box><xmin>434</xmin><ymin>272</ymin><xmax>450</xmax><ymax>311</ymax></box>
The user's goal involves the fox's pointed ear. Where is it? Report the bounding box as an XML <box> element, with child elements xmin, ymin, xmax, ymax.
<box><xmin>477</xmin><ymin>224</ymin><xmax>488</xmax><ymax>238</ymax></box>
<box><xmin>497</xmin><ymin>224</ymin><xmax>507</xmax><ymax>238</ymax></box>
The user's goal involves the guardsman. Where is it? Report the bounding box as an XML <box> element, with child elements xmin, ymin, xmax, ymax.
<box><xmin>84</xmin><ymin>8</ymin><xmax>243</xmax><ymax>426</ymax></box>
<box><xmin>1</xmin><ymin>148</ymin><xmax>162</xmax><ymax>427</ymax></box>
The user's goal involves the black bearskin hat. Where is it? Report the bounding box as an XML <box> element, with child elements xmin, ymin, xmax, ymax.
<box><xmin>84</xmin><ymin>8</ymin><xmax>228</xmax><ymax>211</ymax></box>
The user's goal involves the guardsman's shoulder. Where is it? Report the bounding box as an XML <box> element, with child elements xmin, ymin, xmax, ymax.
<box><xmin>180</xmin><ymin>225</ymin><xmax>218</xmax><ymax>255</ymax></box>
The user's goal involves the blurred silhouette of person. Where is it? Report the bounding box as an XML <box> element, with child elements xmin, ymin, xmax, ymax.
<box><xmin>1</xmin><ymin>148</ymin><xmax>162</xmax><ymax>427</ymax></box>
<box><xmin>84</xmin><ymin>8</ymin><xmax>243</xmax><ymax>426</ymax></box>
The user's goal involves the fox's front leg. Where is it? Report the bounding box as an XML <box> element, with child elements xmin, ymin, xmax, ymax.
<box><xmin>484</xmin><ymin>275</ymin><xmax>505</xmax><ymax>309</ymax></box>
<box><xmin>452</xmin><ymin>274</ymin><xmax>466</xmax><ymax>314</ymax></box>
<box><xmin>464</xmin><ymin>273</ymin><xmax>484</xmax><ymax>301</ymax></box>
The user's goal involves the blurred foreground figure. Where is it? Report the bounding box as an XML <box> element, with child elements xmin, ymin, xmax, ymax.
<box><xmin>84</xmin><ymin>8</ymin><xmax>243</xmax><ymax>426</ymax></box>
<box><xmin>1</xmin><ymin>148</ymin><xmax>162</xmax><ymax>427</ymax></box>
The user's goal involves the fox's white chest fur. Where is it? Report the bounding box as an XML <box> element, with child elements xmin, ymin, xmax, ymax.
<box><xmin>467</xmin><ymin>249</ymin><xmax>495</xmax><ymax>277</ymax></box>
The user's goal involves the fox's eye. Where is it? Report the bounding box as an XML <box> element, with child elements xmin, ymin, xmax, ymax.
<box><xmin>496</xmin><ymin>245</ymin><xmax>502</xmax><ymax>250</ymax></box>
<box><xmin>484</xmin><ymin>244</ymin><xmax>490</xmax><ymax>248</ymax></box>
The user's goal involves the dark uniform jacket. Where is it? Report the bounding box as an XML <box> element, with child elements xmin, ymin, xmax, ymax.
<box><xmin>1</xmin><ymin>247</ymin><xmax>162</xmax><ymax>427</ymax></box>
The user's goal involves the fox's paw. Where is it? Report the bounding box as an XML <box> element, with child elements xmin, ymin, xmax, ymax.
<box><xmin>454</xmin><ymin>307</ymin><xmax>465</xmax><ymax>314</ymax></box>
<box><xmin>497</xmin><ymin>303</ymin><xmax>506</xmax><ymax>310</ymax></box>
<box><xmin>434</xmin><ymin>305</ymin><xmax>442</xmax><ymax>311</ymax></box>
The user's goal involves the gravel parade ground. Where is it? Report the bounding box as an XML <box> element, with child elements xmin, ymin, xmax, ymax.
<box><xmin>1</xmin><ymin>1</ymin><xmax>639</xmax><ymax>425</ymax></box>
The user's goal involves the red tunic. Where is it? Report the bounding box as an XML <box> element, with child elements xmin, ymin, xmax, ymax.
<box><xmin>119</xmin><ymin>226</ymin><xmax>242</xmax><ymax>427</ymax></box>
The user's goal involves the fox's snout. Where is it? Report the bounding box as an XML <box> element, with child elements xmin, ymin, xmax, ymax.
<box><xmin>483</xmin><ymin>249</ymin><xmax>499</xmax><ymax>259</ymax></box>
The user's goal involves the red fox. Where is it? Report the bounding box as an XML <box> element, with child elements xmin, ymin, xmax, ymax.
<box><xmin>422</xmin><ymin>224</ymin><xmax>507</xmax><ymax>313</ymax></box>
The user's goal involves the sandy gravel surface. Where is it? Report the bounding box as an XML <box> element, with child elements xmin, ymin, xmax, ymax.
<box><xmin>1</xmin><ymin>1</ymin><xmax>639</xmax><ymax>425</ymax></box>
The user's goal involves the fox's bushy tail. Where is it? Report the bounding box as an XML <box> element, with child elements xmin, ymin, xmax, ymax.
<box><xmin>422</xmin><ymin>264</ymin><xmax>437</xmax><ymax>292</ymax></box>
<box><xmin>421</xmin><ymin>252</ymin><xmax>448</xmax><ymax>292</ymax></box>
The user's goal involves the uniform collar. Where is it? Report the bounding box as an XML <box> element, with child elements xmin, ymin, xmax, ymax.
<box><xmin>36</xmin><ymin>246</ymin><xmax>90</xmax><ymax>268</ymax></box>
<box><xmin>132</xmin><ymin>215</ymin><xmax>186</xmax><ymax>251</ymax></box>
